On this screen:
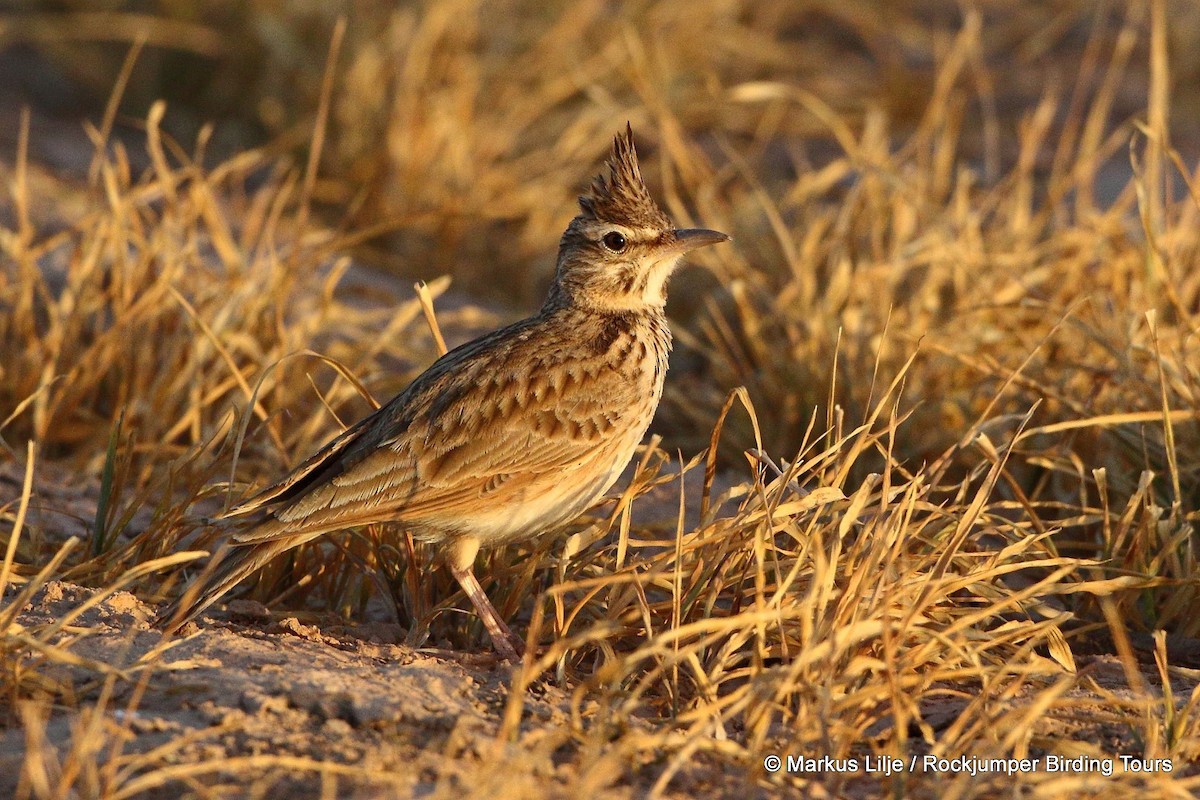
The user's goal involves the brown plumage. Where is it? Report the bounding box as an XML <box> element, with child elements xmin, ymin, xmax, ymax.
<box><xmin>156</xmin><ymin>124</ymin><xmax>729</xmax><ymax>660</ymax></box>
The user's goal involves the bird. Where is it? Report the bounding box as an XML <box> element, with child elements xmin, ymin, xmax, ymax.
<box><xmin>156</xmin><ymin>124</ymin><xmax>730</xmax><ymax>661</ymax></box>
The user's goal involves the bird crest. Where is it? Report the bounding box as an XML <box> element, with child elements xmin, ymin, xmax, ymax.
<box><xmin>577</xmin><ymin>123</ymin><xmax>671</xmax><ymax>229</ymax></box>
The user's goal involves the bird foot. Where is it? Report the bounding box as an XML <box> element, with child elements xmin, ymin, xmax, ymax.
<box><xmin>490</xmin><ymin>627</ymin><xmax>526</xmax><ymax>663</ymax></box>
<box><xmin>451</xmin><ymin>561</ymin><xmax>527</xmax><ymax>663</ymax></box>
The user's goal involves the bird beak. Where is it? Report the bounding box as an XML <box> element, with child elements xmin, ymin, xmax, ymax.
<box><xmin>667</xmin><ymin>228</ymin><xmax>731</xmax><ymax>255</ymax></box>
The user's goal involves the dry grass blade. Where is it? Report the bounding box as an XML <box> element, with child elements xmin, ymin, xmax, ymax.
<box><xmin>3</xmin><ymin>1</ymin><xmax>1200</xmax><ymax>796</ymax></box>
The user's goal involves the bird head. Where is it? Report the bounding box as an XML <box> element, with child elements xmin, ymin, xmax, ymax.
<box><xmin>548</xmin><ymin>124</ymin><xmax>729</xmax><ymax>312</ymax></box>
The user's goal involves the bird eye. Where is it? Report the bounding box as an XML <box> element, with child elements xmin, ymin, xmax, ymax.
<box><xmin>601</xmin><ymin>231</ymin><xmax>627</xmax><ymax>252</ymax></box>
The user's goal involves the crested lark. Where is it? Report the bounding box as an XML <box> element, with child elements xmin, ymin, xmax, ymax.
<box><xmin>157</xmin><ymin>125</ymin><xmax>729</xmax><ymax>660</ymax></box>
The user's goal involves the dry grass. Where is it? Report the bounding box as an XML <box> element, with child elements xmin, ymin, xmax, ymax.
<box><xmin>3</xmin><ymin>0</ymin><xmax>1200</xmax><ymax>797</ymax></box>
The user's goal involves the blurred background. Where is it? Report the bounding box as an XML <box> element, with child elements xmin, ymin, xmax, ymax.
<box><xmin>6</xmin><ymin>1</ymin><xmax>1199</xmax><ymax>283</ymax></box>
<box><xmin>6</xmin><ymin>5</ymin><xmax>1200</xmax><ymax>791</ymax></box>
<box><xmin>2</xmin><ymin>0</ymin><xmax>1198</xmax><ymax>490</ymax></box>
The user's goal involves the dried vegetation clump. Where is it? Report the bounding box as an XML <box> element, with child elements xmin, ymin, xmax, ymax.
<box><xmin>2</xmin><ymin>1</ymin><xmax>1200</xmax><ymax>797</ymax></box>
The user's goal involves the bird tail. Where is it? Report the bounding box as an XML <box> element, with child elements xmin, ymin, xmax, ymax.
<box><xmin>154</xmin><ymin>537</ymin><xmax>301</xmax><ymax>634</ymax></box>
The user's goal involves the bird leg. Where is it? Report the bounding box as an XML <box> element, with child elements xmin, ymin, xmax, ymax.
<box><xmin>448</xmin><ymin>538</ymin><xmax>525</xmax><ymax>662</ymax></box>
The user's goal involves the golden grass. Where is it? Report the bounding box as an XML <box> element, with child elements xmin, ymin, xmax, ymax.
<box><xmin>2</xmin><ymin>0</ymin><xmax>1200</xmax><ymax>797</ymax></box>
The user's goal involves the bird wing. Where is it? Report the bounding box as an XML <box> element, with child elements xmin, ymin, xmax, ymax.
<box><xmin>221</xmin><ymin>414</ymin><xmax>376</xmax><ymax>518</ymax></box>
<box><xmin>231</xmin><ymin>318</ymin><xmax>645</xmax><ymax>545</ymax></box>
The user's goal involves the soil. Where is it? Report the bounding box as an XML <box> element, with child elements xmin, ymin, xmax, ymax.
<box><xmin>5</xmin><ymin>578</ymin><xmax>1197</xmax><ymax>799</ymax></box>
<box><xmin>0</xmin><ymin>459</ymin><xmax>757</xmax><ymax>799</ymax></box>
<box><xmin>0</xmin><ymin>579</ymin><xmax>772</xmax><ymax>799</ymax></box>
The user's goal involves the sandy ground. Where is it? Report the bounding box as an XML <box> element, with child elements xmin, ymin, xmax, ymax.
<box><xmin>3</xmin><ymin>580</ymin><xmax>555</xmax><ymax>798</ymax></box>
<box><xmin>2</xmin><ymin>578</ymin><xmax>783</xmax><ymax>799</ymax></box>
<box><xmin>0</xmin><ymin>456</ymin><xmax>766</xmax><ymax>799</ymax></box>
<box><xmin>6</xmin><ymin>577</ymin><xmax>1198</xmax><ymax>799</ymax></box>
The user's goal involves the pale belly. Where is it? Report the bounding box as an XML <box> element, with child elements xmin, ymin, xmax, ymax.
<box><xmin>437</xmin><ymin>424</ymin><xmax>647</xmax><ymax>548</ymax></box>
